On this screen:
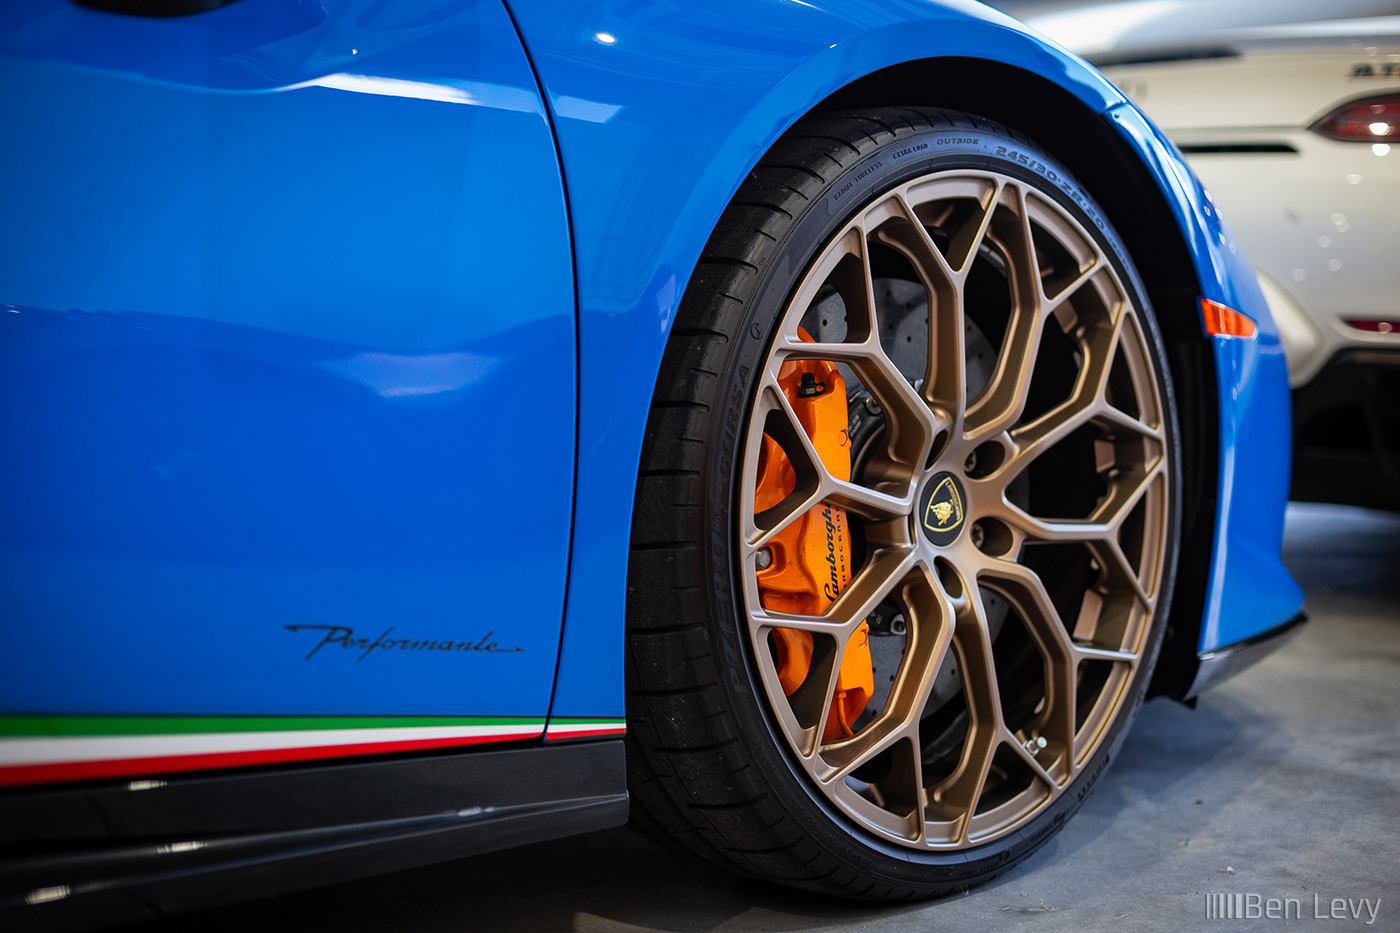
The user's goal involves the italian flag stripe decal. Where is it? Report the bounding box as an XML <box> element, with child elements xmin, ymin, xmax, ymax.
<box><xmin>0</xmin><ymin>715</ymin><xmax>625</xmax><ymax>787</ymax></box>
<box><xmin>544</xmin><ymin>718</ymin><xmax>627</xmax><ymax>741</ymax></box>
<box><xmin>0</xmin><ymin>717</ymin><xmax>545</xmax><ymax>788</ymax></box>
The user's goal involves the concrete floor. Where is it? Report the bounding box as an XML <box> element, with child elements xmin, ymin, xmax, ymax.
<box><xmin>160</xmin><ymin>504</ymin><xmax>1400</xmax><ymax>932</ymax></box>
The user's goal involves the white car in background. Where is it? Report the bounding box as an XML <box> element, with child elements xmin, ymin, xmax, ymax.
<box><xmin>992</xmin><ymin>0</ymin><xmax>1400</xmax><ymax>511</ymax></box>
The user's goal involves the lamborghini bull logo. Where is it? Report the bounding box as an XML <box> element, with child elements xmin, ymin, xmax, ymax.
<box><xmin>919</xmin><ymin>473</ymin><xmax>966</xmax><ymax>546</ymax></box>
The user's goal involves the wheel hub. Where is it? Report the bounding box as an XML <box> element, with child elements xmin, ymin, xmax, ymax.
<box><xmin>917</xmin><ymin>472</ymin><xmax>967</xmax><ymax>547</ymax></box>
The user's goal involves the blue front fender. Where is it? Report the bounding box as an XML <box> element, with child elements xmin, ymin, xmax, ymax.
<box><xmin>1104</xmin><ymin>106</ymin><xmax>1302</xmax><ymax>653</ymax></box>
<box><xmin>510</xmin><ymin>0</ymin><xmax>1301</xmax><ymax>722</ymax></box>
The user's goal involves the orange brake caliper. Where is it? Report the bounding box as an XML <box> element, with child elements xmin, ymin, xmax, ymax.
<box><xmin>754</xmin><ymin>331</ymin><xmax>874</xmax><ymax>742</ymax></box>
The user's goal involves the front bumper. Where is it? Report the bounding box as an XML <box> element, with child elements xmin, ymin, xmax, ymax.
<box><xmin>1186</xmin><ymin>612</ymin><xmax>1308</xmax><ymax>698</ymax></box>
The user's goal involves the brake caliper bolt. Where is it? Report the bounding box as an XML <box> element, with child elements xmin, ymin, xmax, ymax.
<box><xmin>1023</xmin><ymin>735</ymin><xmax>1048</xmax><ymax>757</ymax></box>
<box><xmin>755</xmin><ymin>547</ymin><xmax>773</xmax><ymax>571</ymax></box>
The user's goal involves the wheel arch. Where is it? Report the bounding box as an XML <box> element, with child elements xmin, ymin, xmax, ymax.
<box><xmin>512</xmin><ymin>4</ymin><xmax>1267</xmax><ymax>723</ymax></box>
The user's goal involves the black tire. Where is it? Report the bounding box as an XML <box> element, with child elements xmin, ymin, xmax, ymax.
<box><xmin>624</xmin><ymin>107</ymin><xmax>1181</xmax><ymax>899</ymax></box>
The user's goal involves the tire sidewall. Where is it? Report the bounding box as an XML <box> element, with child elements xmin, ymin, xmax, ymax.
<box><xmin>701</xmin><ymin>116</ymin><xmax>1183</xmax><ymax>890</ymax></box>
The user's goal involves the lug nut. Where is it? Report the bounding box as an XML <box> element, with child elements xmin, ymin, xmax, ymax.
<box><xmin>755</xmin><ymin>547</ymin><xmax>773</xmax><ymax>570</ymax></box>
<box><xmin>969</xmin><ymin>521</ymin><xmax>985</xmax><ymax>549</ymax></box>
<box><xmin>964</xmin><ymin>450</ymin><xmax>978</xmax><ymax>472</ymax></box>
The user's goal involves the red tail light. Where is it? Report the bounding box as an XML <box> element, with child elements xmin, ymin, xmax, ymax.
<box><xmin>1311</xmin><ymin>94</ymin><xmax>1400</xmax><ymax>142</ymax></box>
<box><xmin>1344</xmin><ymin>318</ymin><xmax>1400</xmax><ymax>335</ymax></box>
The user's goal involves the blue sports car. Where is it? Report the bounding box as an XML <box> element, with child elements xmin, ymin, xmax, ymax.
<box><xmin>0</xmin><ymin>0</ymin><xmax>1303</xmax><ymax>923</ymax></box>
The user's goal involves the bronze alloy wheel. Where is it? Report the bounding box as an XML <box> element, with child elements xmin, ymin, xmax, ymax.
<box><xmin>739</xmin><ymin>165</ymin><xmax>1170</xmax><ymax>849</ymax></box>
<box><xmin>625</xmin><ymin>108</ymin><xmax>1180</xmax><ymax>898</ymax></box>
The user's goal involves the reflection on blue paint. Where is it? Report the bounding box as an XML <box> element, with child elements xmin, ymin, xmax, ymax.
<box><xmin>300</xmin><ymin>74</ymin><xmax>544</xmax><ymax>113</ymax></box>
<box><xmin>321</xmin><ymin>352</ymin><xmax>498</xmax><ymax>399</ymax></box>
<box><xmin>554</xmin><ymin>95</ymin><xmax>624</xmax><ymax>123</ymax></box>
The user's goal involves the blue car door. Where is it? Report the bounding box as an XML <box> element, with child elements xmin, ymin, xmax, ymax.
<box><xmin>0</xmin><ymin>0</ymin><xmax>575</xmax><ymax>781</ymax></box>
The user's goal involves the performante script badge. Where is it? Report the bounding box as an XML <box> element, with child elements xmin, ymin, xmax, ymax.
<box><xmin>920</xmin><ymin>473</ymin><xmax>966</xmax><ymax>546</ymax></box>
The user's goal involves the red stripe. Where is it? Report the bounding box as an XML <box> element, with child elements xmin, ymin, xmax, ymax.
<box><xmin>545</xmin><ymin>725</ymin><xmax>627</xmax><ymax>741</ymax></box>
<box><xmin>0</xmin><ymin>730</ymin><xmax>543</xmax><ymax>789</ymax></box>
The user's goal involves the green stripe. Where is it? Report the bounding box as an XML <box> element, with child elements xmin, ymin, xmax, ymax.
<box><xmin>549</xmin><ymin>717</ymin><xmax>625</xmax><ymax>726</ymax></box>
<box><xmin>0</xmin><ymin>715</ymin><xmax>545</xmax><ymax>738</ymax></box>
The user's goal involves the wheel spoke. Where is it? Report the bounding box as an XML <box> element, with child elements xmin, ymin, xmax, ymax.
<box><xmin>773</xmin><ymin>338</ymin><xmax>879</xmax><ymax>364</ymax></box>
<box><xmin>792</xmin><ymin>545</ymin><xmax>922</xmax><ymax>753</ymax></box>
<box><xmin>778</xmin><ymin>228</ymin><xmax>872</xmax><ymax>345</ymax></box>
<box><xmin>824</xmin><ymin>476</ymin><xmax>914</xmax><ymax>522</ymax></box>
<box><xmin>1008</xmin><ymin>734</ymin><xmax>1058</xmax><ymax>790</ymax></box>
<box><xmin>746</xmin><ymin>352</ymin><xmax>918</xmax><ymax>544</ymax></box>
<box><xmin>748</xmin><ymin>607</ymin><xmax>851</xmax><ymax>639</ymax></box>
<box><xmin>1087</xmin><ymin>459</ymin><xmax>1164</xmax><ymax>529</ymax></box>
<box><xmin>1005</xmin><ymin>304</ymin><xmax>1123</xmax><ymax>474</ymax></box>
<box><xmin>744</xmin><ymin>381</ymin><xmax>828</xmax><ymax>548</ymax></box>
<box><xmin>930</xmin><ymin>586</ymin><xmax>1003</xmax><ymax>839</ymax></box>
<box><xmin>883</xmin><ymin>193</ymin><xmax>958</xmax><ymax>284</ymax></box>
<box><xmin>878</xmin><ymin>193</ymin><xmax>970</xmax><ymax>422</ymax></box>
<box><xmin>1089</xmin><ymin>536</ymin><xmax>1154</xmax><ymax>609</ymax></box>
<box><xmin>1007</xmin><ymin>402</ymin><xmax>1096</xmax><ymax>482</ymax></box>
<box><xmin>964</xmin><ymin>182</ymin><xmax>1047</xmax><ymax>442</ymax></box>
<box><xmin>1044</xmin><ymin>255</ymin><xmax>1104</xmax><ymax>311</ymax></box>
<box><xmin>846</xmin><ymin>341</ymin><xmax>940</xmax><ymax>478</ymax></box>
<box><xmin>818</xmin><ymin>708</ymin><xmax>909</xmax><ymax>782</ymax></box>
<box><xmin>1096</xmin><ymin>403</ymin><xmax>1163</xmax><ymax>442</ymax></box>
<box><xmin>977</xmin><ymin>559</ymin><xmax>1077</xmax><ymax>778</ymax></box>
<box><xmin>830</xmin><ymin>546</ymin><xmax>921</xmax><ymax>628</ymax></box>
<box><xmin>1074</xmin><ymin>645</ymin><xmax>1138</xmax><ymax>665</ymax></box>
<box><xmin>996</xmin><ymin>458</ymin><xmax>1164</xmax><ymax>544</ymax></box>
<box><xmin>756</xmin><ymin>374</ymin><xmax>919</xmax><ymax>532</ymax></box>
<box><xmin>753</xmin><ymin>545</ymin><xmax>919</xmax><ymax>640</ymax></box>
<box><xmin>819</xmin><ymin>560</ymin><xmax>954</xmax><ymax>781</ymax></box>
<box><xmin>935</xmin><ymin>177</ymin><xmax>1002</xmax><ymax>275</ymax></box>
<box><xmin>908</xmin><ymin>738</ymin><xmax>930</xmax><ymax>844</ymax></box>
<box><xmin>774</xmin><ymin>241</ymin><xmax>939</xmax><ymax>481</ymax></box>
<box><xmin>997</xmin><ymin>508</ymin><xmax>1114</xmax><ymax>544</ymax></box>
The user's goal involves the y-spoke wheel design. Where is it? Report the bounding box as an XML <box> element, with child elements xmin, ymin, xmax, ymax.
<box><xmin>740</xmin><ymin>167</ymin><xmax>1169</xmax><ymax>850</ymax></box>
<box><xmin>626</xmin><ymin>108</ymin><xmax>1180</xmax><ymax>899</ymax></box>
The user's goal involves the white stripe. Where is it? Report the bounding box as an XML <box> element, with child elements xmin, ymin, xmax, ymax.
<box><xmin>546</xmin><ymin>722</ymin><xmax>625</xmax><ymax>737</ymax></box>
<box><xmin>0</xmin><ymin>724</ymin><xmax>543</xmax><ymax>767</ymax></box>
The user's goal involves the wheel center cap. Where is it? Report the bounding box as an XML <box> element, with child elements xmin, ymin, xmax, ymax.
<box><xmin>919</xmin><ymin>472</ymin><xmax>968</xmax><ymax>546</ymax></box>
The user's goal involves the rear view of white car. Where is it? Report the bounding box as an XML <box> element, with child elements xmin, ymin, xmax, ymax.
<box><xmin>994</xmin><ymin>0</ymin><xmax>1400</xmax><ymax>511</ymax></box>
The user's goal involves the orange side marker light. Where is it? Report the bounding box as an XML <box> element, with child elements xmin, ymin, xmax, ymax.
<box><xmin>1200</xmin><ymin>298</ymin><xmax>1257</xmax><ymax>338</ymax></box>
